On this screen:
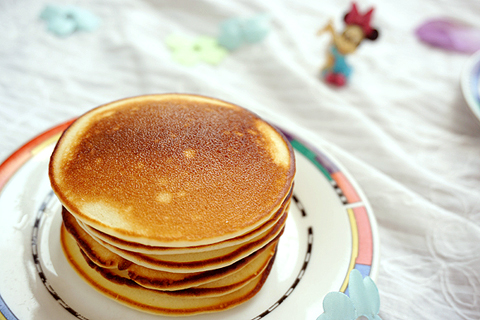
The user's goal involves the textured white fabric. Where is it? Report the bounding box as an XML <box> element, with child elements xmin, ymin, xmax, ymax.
<box><xmin>1</xmin><ymin>0</ymin><xmax>480</xmax><ymax>319</ymax></box>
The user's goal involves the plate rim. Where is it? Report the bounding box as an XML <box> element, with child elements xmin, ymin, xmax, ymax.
<box><xmin>283</xmin><ymin>131</ymin><xmax>380</xmax><ymax>285</ymax></box>
<box><xmin>0</xmin><ymin>120</ymin><xmax>379</xmax><ymax>319</ymax></box>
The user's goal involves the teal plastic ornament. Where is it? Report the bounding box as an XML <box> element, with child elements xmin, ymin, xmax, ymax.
<box><xmin>40</xmin><ymin>4</ymin><xmax>100</xmax><ymax>37</ymax></box>
<box><xmin>217</xmin><ymin>14</ymin><xmax>271</xmax><ymax>51</ymax></box>
<box><xmin>317</xmin><ymin>269</ymin><xmax>382</xmax><ymax>320</ymax></box>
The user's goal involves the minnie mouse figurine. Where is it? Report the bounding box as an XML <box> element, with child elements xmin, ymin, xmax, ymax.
<box><xmin>318</xmin><ymin>3</ymin><xmax>379</xmax><ymax>86</ymax></box>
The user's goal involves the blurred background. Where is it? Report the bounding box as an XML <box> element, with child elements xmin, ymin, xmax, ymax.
<box><xmin>1</xmin><ymin>0</ymin><xmax>480</xmax><ymax>319</ymax></box>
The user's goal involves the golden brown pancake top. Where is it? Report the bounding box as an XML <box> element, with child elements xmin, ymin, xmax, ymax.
<box><xmin>50</xmin><ymin>94</ymin><xmax>295</xmax><ymax>246</ymax></box>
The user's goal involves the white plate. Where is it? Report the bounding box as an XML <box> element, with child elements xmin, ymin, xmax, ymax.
<box><xmin>0</xmin><ymin>121</ymin><xmax>379</xmax><ymax>320</ymax></box>
<box><xmin>461</xmin><ymin>50</ymin><xmax>480</xmax><ymax>123</ymax></box>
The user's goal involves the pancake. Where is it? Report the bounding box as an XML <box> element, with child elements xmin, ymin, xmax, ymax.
<box><xmin>63</xmin><ymin>205</ymin><xmax>286</xmax><ymax>273</ymax></box>
<box><xmin>80</xmin><ymin>190</ymin><xmax>292</xmax><ymax>255</ymax></box>
<box><xmin>127</xmin><ymin>241</ymin><xmax>277</xmax><ymax>292</ymax></box>
<box><xmin>53</xmin><ymin>94</ymin><xmax>296</xmax><ymax>315</ymax></box>
<box><xmin>50</xmin><ymin>94</ymin><xmax>295</xmax><ymax>247</ymax></box>
<box><xmin>61</xmin><ymin>226</ymin><xmax>275</xmax><ymax>316</ymax></box>
<box><xmin>94</xmin><ymin>224</ymin><xmax>284</xmax><ymax>273</ymax></box>
<box><xmin>63</xmin><ymin>207</ymin><xmax>281</xmax><ymax>290</ymax></box>
<box><xmin>82</xmin><ymin>258</ymin><xmax>274</xmax><ymax>298</ymax></box>
<box><xmin>62</xmin><ymin>208</ymin><xmax>132</xmax><ymax>270</ymax></box>
<box><xmin>78</xmin><ymin>236</ymin><xmax>278</xmax><ymax>296</ymax></box>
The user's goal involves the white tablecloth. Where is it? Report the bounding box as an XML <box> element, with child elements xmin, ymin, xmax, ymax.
<box><xmin>1</xmin><ymin>0</ymin><xmax>480</xmax><ymax>318</ymax></box>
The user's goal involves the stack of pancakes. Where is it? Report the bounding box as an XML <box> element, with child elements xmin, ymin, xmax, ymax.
<box><xmin>49</xmin><ymin>94</ymin><xmax>295</xmax><ymax>316</ymax></box>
